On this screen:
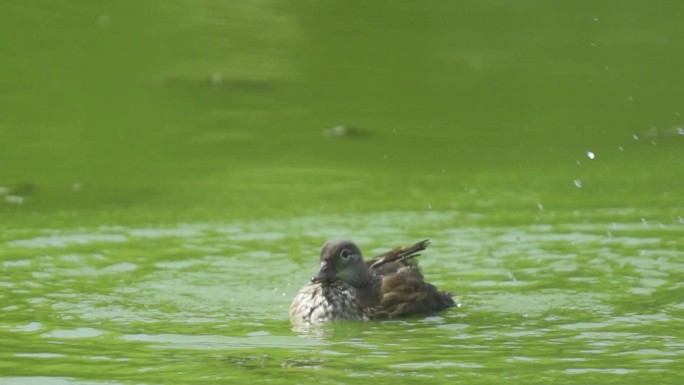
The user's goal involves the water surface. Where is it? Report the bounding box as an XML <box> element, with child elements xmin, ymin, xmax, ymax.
<box><xmin>1</xmin><ymin>1</ymin><xmax>683</xmax><ymax>384</ymax></box>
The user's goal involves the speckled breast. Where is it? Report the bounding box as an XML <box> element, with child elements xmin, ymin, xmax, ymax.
<box><xmin>290</xmin><ymin>280</ymin><xmax>365</xmax><ymax>324</ymax></box>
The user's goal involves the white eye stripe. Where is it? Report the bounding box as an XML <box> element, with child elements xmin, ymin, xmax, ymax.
<box><xmin>340</xmin><ymin>249</ymin><xmax>351</xmax><ymax>259</ymax></box>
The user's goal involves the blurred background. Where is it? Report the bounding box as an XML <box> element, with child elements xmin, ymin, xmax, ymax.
<box><xmin>2</xmin><ymin>1</ymin><xmax>681</xmax><ymax>226</ymax></box>
<box><xmin>1</xmin><ymin>2</ymin><xmax>684</xmax><ymax>385</ymax></box>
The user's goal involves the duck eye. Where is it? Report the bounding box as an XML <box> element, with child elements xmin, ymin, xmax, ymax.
<box><xmin>340</xmin><ymin>249</ymin><xmax>351</xmax><ymax>259</ymax></box>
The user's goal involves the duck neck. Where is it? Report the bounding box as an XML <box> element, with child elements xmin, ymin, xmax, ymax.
<box><xmin>347</xmin><ymin>264</ymin><xmax>372</xmax><ymax>288</ymax></box>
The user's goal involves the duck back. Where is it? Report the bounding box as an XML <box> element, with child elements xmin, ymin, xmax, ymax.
<box><xmin>367</xmin><ymin>265</ymin><xmax>455</xmax><ymax>319</ymax></box>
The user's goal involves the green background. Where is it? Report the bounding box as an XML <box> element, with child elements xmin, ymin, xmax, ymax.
<box><xmin>1</xmin><ymin>1</ymin><xmax>682</xmax><ymax>384</ymax></box>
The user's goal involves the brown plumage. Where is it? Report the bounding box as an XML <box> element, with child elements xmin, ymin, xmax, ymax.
<box><xmin>290</xmin><ymin>239</ymin><xmax>456</xmax><ymax>324</ymax></box>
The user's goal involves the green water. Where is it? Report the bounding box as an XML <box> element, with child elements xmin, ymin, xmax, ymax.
<box><xmin>1</xmin><ymin>1</ymin><xmax>683</xmax><ymax>384</ymax></box>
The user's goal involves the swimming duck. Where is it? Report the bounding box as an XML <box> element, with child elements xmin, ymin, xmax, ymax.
<box><xmin>290</xmin><ymin>239</ymin><xmax>455</xmax><ymax>324</ymax></box>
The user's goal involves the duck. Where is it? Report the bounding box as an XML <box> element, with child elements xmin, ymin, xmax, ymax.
<box><xmin>290</xmin><ymin>239</ymin><xmax>456</xmax><ymax>324</ymax></box>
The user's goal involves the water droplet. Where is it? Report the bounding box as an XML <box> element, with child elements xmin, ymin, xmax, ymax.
<box><xmin>427</xmin><ymin>203</ymin><xmax>432</xmax><ymax>210</ymax></box>
<box><xmin>96</xmin><ymin>14</ymin><xmax>111</xmax><ymax>30</ymax></box>
<box><xmin>573</xmin><ymin>179</ymin><xmax>583</xmax><ymax>188</ymax></box>
<box><xmin>632</xmin><ymin>134</ymin><xmax>639</xmax><ymax>140</ymax></box>
<box><xmin>210</xmin><ymin>72</ymin><xmax>223</xmax><ymax>87</ymax></box>
<box><xmin>586</xmin><ymin>151</ymin><xmax>595</xmax><ymax>160</ymax></box>
<box><xmin>618</xmin><ymin>146</ymin><xmax>624</xmax><ymax>151</ymax></box>
<box><xmin>537</xmin><ymin>202</ymin><xmax>544</xmax><ymax>211</ymax></box>
<box><xmin>677</xmin><ymin>127</ymin><xmax>684</xmax><ymax>136</ymax></box>
<box><xmin>593</xmin><ymin>17</ymin><xmax>599</xmax><ymax>22</ymax></box>
<box><xmin>324</xmin><ymin>125</ymin><xmax>350</xmax><ymax>137</ymax></box>
<box><xmin>576</xmin><ymin>160</ymin><xmax>582</xmax><ymax>166</ymax></box>
<box><xmin>641</xmin><ymin>218</ymin><xmax>648</xmax><ymax>226</ymax></box>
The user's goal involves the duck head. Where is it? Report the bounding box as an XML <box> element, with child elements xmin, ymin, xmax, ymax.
<box><xmin>311</xmin><ymin>240</ymin><xmax>371</xmax><ymax>287</ymax></box>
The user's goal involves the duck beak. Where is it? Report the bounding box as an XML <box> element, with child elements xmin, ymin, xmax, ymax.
<box><xmin>311</xmin><ymin>262</ymin><xmax>335</xmax><ymax>283</ymax></box>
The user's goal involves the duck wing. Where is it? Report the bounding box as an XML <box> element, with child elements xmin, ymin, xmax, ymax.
<box><xmin>366</xmin><ymin>239</ymin><xmax>430</xmax><ymax>270</ymax></box>
<box><xmin>367</xmin><ymin>265</ymin><xmax>455</xmax><ymax>319</ymax></box>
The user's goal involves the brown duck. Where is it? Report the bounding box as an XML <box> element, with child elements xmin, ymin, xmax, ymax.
<box><xmin>290</xmin><ymin>239</ymin><xmax>456</xmax><ymax>324</ymax></box>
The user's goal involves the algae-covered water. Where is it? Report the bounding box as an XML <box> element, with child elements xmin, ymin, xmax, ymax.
<box><xmin>1</xmin><ymin>1</ymin><xmax>683</xmax><ymax>384</ymax></box>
